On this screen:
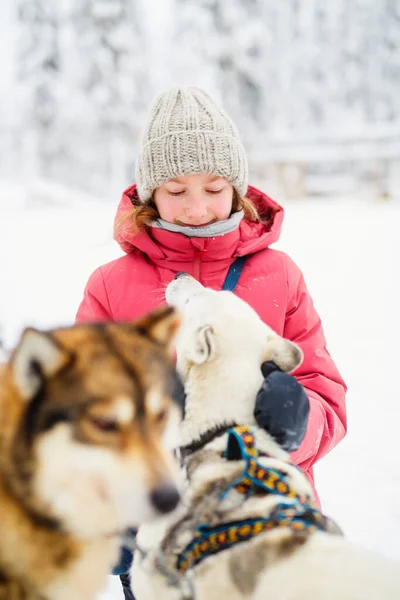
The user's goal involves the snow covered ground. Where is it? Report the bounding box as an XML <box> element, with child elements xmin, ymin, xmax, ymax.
<box><xmin>0</xmin><ymin>180</ymin><xmax>399</xmax><ymax>599</ymax></box>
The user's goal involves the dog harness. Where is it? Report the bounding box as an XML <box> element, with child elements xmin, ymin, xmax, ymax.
<box><xmin>177</xmin><ymin>425</ymin><xmax>328</xmax><ymax>574</ymax></box>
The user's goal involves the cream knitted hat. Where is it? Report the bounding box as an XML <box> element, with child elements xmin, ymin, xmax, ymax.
<box><xmin>135</xmin><ymin>86</ymin><xmax>248</xmax><ymax>202</ymax></box>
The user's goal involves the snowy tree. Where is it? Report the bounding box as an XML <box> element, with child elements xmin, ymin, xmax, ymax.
<box><xmin>59</xmin><ymin>0</ymin><xmax>151</xmax><ymax>193</ymax></box>
<box><xmin>16</xmin><ymin>0</ymin><xmax>61</xmax><ymax>179</ymax></box>
<box><xmin>171</xmin><ymin>0</ymin><xmax>400</xmax><ymax>145</ymax></box>
<box><xmin>171</xmin><ymin>0</ymin><xmax>274</xmax><ymax>151</ymax></box>
<box><xmin>15</xmin><ymin>0</ymin><xmax>150</xmax><ymax>195</ymax></box>
<box><xmin>370</xmin><ymin>0</ymin><xmax>400</xmax><ymax>122</ymax></box>
<box><xmin>10</xmin><ymin>0</ymin><xmax>400</xmax><ymax>195</ymax></box>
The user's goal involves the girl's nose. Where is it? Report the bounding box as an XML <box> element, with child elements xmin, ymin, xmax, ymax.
<box><xmin>185</xmin><ymin>198</ymin><xmax>207</xmax><ymax>218</ymax></box>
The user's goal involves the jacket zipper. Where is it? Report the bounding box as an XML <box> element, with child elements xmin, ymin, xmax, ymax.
<box><xmin>194</xmin><ymin>250</ymin><xmax>202</xmax><ymax>281</ymax></box>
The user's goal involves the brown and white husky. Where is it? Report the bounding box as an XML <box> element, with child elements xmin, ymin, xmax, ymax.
<box><xmin>0</xmin><ymin>307</ymin><xmax>183</xmax><ymax>600</ymax></box>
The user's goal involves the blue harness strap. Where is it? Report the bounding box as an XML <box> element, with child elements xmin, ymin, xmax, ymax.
<box><xmin>221</xmin><ymin>256</ymin><xmax>247</xmax><ymax>291</ymax></box>
<box><xmin>222</xmin><ymin>426</ymin><xmax>309</xmax><ymax>503</ymax></box>
<box><xmin>176</xmin><ymin>426</ymin><xmax>329</xmax><ymax>574</ymax></box>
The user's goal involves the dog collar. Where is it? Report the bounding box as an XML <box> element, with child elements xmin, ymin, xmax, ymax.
<box><xmin>179</xmin><ymin>422</ymin><xmax>237</xmax><ymax>460</ymax></box>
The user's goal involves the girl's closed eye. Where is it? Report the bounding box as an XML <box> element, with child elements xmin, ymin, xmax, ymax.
<box><xmin>206</xmin><ymin>188</ymin><xmax>223</xmax><ymax>195</ymax></box>
<box><xmin>168</xmin><ymin>190</ymin><xmax>185</xmax><ymax>196</ymax></box>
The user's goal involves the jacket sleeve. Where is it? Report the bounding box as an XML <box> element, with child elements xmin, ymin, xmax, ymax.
<box><xmin>75</xmin><ymin>268</ymin><xmax>113</xmax><ymax>323</ymax></box>
<box><xmin>283</xmin><ymin>255</ymin><xmax>347</xmax><ymax>471</ymax></box>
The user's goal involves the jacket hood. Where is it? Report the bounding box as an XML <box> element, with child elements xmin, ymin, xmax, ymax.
<box><xmin>113</xmin><ymin>184</ymin><xmax>284</xmax><ymax>260</ymax></box>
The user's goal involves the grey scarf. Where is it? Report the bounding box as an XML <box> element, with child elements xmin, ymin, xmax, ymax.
<box><xmin>150</xmin><ymin>210</ymin><xmax>244</xmax><ymax>238</ymax></box>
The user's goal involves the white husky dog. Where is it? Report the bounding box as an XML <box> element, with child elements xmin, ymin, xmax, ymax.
<box><xmin>131</xmin><ymin>274</ymin><xmax>400</xmax><ymax>600</ymax></box>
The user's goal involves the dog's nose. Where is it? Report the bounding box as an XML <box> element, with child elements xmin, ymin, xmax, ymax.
<box><xmin>174</xmin><ymin>271</ymin><xmax>190</xmax><ymax>280</ymax></box>
<box><xmin>150</xmin><ymin>484</ymin><xmax>181</xmax><ymax>514</ymax></box>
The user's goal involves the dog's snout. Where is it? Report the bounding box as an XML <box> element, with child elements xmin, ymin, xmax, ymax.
<box><xmin>174</xmin><ymin>271</ymin><xmax>190</xmax><ymax>280</ymax></box>
<box><xmin>150</xmin><ymin>484</ymin><xmax>180</xmax><ymax>514</ymax></box>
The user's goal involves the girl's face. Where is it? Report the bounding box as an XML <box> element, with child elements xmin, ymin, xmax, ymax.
<box><xmin>153</xmin><ymin>174</ymin><xmax>234</xmax><ymax>227</ymax></box>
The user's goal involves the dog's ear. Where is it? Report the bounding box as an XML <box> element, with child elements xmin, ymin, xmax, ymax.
<box><xmin>11</xmin><ymin>328</ymin><xmax>71</xmax><ymax>401</ymax></box>
<box><xmin>187</xmin><ymin>325</ymin><xmax>216</xmax><ymax>365</ymax></box>
<box><xmin>134</xmin><ymin>306</ymin><xmax>181</xmax><ymax>354</ymax></box>
<box><xmin>262</xmin><ymin>336</ymin><xmax>303</xmax><ymax>373</ymax></box>
<box><xmin>323</xmin><ymin>516</ymin><xmax>344</xmax><ymax>536</ymax></box>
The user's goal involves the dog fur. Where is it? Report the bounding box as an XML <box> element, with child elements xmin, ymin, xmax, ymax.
<box><xmin>0</xmin><ymin>307</ymin><xmax>183</xmax><ymax>600</ymax></box>
<box><xmin>131</xmin><ymin>275</ymin><xmax>400</xmax><ymax>600</ymax></box>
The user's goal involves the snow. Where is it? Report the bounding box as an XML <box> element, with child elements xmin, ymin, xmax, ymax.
<box><xmin>0</xmin><ymin>182</ymin><xmax>399</xmax><ymax>599</ymax></box>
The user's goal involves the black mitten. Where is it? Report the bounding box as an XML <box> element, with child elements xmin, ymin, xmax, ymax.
<box><xmin>254</xmin><ymin>361</ymin><xmax>310</xmax><ymax>452</ymax></box>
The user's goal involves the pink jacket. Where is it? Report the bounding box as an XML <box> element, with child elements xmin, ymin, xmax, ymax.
<box><xmin>76</xmin><ymin>184</ymin><xmax>347</xmax><ymax>505</ymax></box>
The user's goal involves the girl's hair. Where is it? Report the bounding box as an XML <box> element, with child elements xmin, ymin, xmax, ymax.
<box><xmin>115</xmin><ymin>188</ymin><xmax>260</xmax><ymax>236</ymax></box>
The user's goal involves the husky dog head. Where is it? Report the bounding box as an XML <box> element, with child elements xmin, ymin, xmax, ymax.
<box><xmin>166</xmin><ymin>274</ymin><xmax>303</xmax><ymax>443</ymax></box>
<box><xmin>166</xmin><ymin>274</ymin><xmax>302</xmax><ymax>375</ymax></box>
<box><xmin>0</xmin><ymin>307</ymin><xmax>183</xmax><ymax>538</ymax></box>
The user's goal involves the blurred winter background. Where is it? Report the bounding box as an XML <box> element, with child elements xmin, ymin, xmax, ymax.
<box><xmin>0</xmin><ymin>0</ymin><xmax>399</xmax><ymax>598</ymax></box>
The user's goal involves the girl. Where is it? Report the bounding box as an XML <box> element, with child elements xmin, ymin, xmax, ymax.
<box><xmin>76</xmin><ymin>86</ymin><xmax>346</xmax><ymax>598</ymax></box>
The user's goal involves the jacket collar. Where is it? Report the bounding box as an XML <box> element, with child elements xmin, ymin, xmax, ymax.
<box><xmin>114</xmin><ymin>184</ymin><xmax>284</xmax><ymax>263</ymax></box>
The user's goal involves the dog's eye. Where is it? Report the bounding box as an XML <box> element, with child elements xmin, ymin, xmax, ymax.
<box><xmin>155</xmin><ymin>408</ymin><xmax>167</xmax><ymax>424</ymax></box>
<box><xmin>87</xmin><ymin>415</ymin><xmax>119</xmax><ymax>433</ymax></box>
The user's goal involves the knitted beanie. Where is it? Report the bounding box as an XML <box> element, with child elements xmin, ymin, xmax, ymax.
<box><xmin>135</xmin><ymin>86</ymin><xmax>248</xmax><ymax>202</ymax></box>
